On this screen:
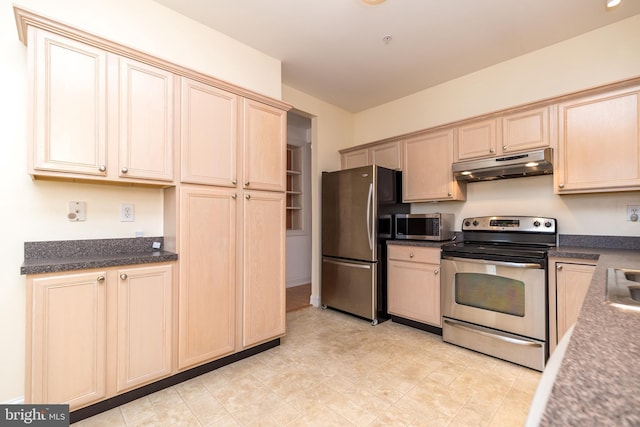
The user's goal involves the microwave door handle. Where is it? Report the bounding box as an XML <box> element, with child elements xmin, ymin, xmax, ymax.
<box><xmin>366</xmin><ymin>183</ymin><xmax>373</xmax><ymax>251</ymax></box>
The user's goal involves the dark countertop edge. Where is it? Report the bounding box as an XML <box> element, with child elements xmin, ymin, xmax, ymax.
<box><xmin>21</xmin><ymin>251</ymin><xmax>178</xmax><ymax>275</ymax></box>
<box><xmin>540</xmin><ymin>248</ymin><xmax>640</xmax><ymax>426</ymax></box>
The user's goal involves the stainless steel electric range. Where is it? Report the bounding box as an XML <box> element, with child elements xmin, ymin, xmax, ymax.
<box><xmin>440</xmin><ymin>216</ymin><xmax>557</xmax><ymax>371</ymax></box>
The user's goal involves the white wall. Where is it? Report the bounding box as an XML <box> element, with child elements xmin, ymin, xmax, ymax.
<box><xmin>0</xmin><ymin>0</ymin><xmax>283</xmax><ymax>403</ymax></box>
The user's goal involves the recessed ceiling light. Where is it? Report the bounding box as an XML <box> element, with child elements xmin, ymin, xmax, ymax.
<box><xmin>362</xmin><ymin>0</ymin><xmax>386</xmax><ymax>5</ymax></box>
<box><xmin>607</xmin><ymin>0</ymin><xmax>621</xmax><ymax>8</ymax></box>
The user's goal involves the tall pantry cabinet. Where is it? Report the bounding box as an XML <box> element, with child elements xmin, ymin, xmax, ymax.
<box><xmin>166</xmin><ymin>81</ymin><xmax>288</xmax><ymax>370</ymax></box>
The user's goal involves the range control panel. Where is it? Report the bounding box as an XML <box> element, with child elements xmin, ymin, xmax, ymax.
<box><xmin>462</xmin><ymin>216</ymin><xmax>556</xmax><ymax>233</ymax></box>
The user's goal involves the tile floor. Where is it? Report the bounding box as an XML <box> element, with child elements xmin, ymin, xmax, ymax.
<box><xmin>75</xmin><ymin>307</ymin><xmax>540</xmax><ymax>426</ymax></box>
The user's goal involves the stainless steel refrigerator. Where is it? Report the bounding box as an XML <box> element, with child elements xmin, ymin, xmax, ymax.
<box><xmin>321</xmin><ymin>165</ymin><xmax>409</xmax><ymax>325</ymax></box>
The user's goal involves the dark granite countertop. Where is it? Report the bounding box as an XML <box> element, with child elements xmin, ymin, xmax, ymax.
<box><xmin>541</xmin><ymin>246</ymin><xmax>640</xmax><ymax>426</ymax></box>
<box><xmin>21</xmin><ymin>237</ymin><xmax>178</xmax><ymax>275</ymax></box>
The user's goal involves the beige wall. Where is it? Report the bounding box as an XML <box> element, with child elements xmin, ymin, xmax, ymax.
<box><xmin>350</xmin><ymin>14</ymin><xmax>640</xmax><ymax>236</ymax></box>
<box><xmin>3</xmin><ymin>0</ymin><xmax>640</xmax><ymax>405</ymax></box>
<box><xmin>0</xmin><ymin>0</ymin><xmax>282</xmax><ymax>402</ymax></box>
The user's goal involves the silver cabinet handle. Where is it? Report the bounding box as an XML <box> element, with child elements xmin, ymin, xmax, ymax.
<box><xmin>120</xmin><ymin>273</ymin><xmax>127</xmax><ymax>280</ymax></box>
<box><xmin>557</xmin><ymin>265</ymin><xmax>563</xmax><ymax>271</ymax></box>
<box><xmin>232</xmin><ymin>194</ymin><xmax>237</xmax><ymax>199</ymax></box>
<box><xmin>434</xmin><ymin>270</ymin><xmax>439</xmax><ymax>275</ymax></box>
<box><xmin>442</xmin><ymin>256</ymin><xmax>542</xmax><ymax>269</ymax></box>
<box><xmin>489</xmin><ymin>148</ymin><xmax>495</xmax><ymax>154</ymax></box>
<box><xmin>444</xmin><ymin>318</ymin><xmax>542</xmax><ymax>348</ymax></box>
<box><xmin>245</xmin><ymin>181</ymin><xmax>250</xmax><ymax>186</ymax></box>
<box><xmin>559</xmin><ymin>183</ymin><xmax>565</xmax><ymax>189</ymax></box>
<box><xmin>98</xmin><ymin>165</ymin><xmax>106</xmax><ymax>172</ymax></box>
<box><xmin>97</xmin><ymin>275</ymin><xmax>105</xmax><ymax>283</ymax></box>
<box><xmin>232</xmin><ymin>179</ymin><xmax>238</xmax><ymax>185</ymax></box>
<box><xmin>246</xmin><ymin>194</ymin><xmax>251</xmax><ymax>199</ymax></box>
<box><xmin>121</xmin><ymin>167</ymin><xmax>128</xmax><ymax>174</ymax></box>
<box><xmin>503</xmin><ymin>145</ymin><xmax>508</xmax><ymax>151</ymax></box>
<box><xmin>409</xmin><ymin>253</ymin><xmax>414</xmax><ymax>258</ymax></box>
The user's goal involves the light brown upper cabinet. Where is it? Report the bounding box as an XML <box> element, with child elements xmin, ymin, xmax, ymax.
<box><xmin>502</xmin><ymin>106</ymin><xmax>551</xmax><ymax>154</ymax></box>
<box><xmin>456</xmin><ymin>118</ymin><xmax>499</xmax><ymax>161</ymax></box>
<box><xmin>30</xmin><ymin>28</ymin><xmax>108</xmax><ymax>177</ymax></box>
<box><xmin>556</xmin><ymin>85</ymin><xmax>640</xmax><ymax>194</ymax></box>
<box><xmin>28</xmin><ymin>27</ymin><xmax>176</xmax><ymax>185</ymax></box>
<box><xmin>403</xmin><ymin>129</ymin><xmax>466</xmax><ymax>202</ymax></box>
<box><xmin>117</xmin><ymin>57</ymin><xmax>176</xmax><ymax>182</ymax></box>
<box><xmin>180</xmin><ymin>78</ymin><xmax>238</xmax><ymax>186</ymax></box>
<box><xmin>455</xmin><ymin>107</ymin><xmax>551</xmax><ymax>161</ymax></box>
<box><xmin>341</xmin><ymin>147</ymin><xmax>369</xmax><ymax>169</ymax></box>
<box><xmin>340</xmin><ymin>140</ymin><xmax>403</xmax><ymax>170</ymax></box>
<box><xmin>242</xmin><ymin>99</ymin><xmax>287</xmax><ymax>192</ymax></box>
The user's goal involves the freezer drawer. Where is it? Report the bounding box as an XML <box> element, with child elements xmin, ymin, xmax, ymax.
<box><xmin>321</xmin><ymin>257</ymin><xmax>377</xmax><ymax>322</ymax></box>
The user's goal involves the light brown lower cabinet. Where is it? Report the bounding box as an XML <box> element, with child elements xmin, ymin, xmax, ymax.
<box><xmin>548</xmin><ymin>258</ymin><xmax>596</xmax><ymax>354</ymax></box>
<box><xmin>26</xmin><ymin>263</ymin><xmax>173</xmax><ymax>410</ymax></box>
<box><xmin>387</xmin><ymin>245</ymin><xmax>442</xmax><ymax>327</ymax></box>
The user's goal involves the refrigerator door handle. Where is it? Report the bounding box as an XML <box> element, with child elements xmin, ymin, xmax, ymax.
<box><xmin>366</xmin><ymin>182</ymin><xmax>373</xmax><ymax>251</ymax></box>
<box><xmin>322</xmin><ymin>257</ymin><xmax>372</xmax><ymax>269</ymax></box>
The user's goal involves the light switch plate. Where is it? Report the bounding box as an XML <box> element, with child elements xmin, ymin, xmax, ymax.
<box><xmin>68</xmin><ymin>201</ymin><xmax>86</xmax><ymax>221</ymax></box>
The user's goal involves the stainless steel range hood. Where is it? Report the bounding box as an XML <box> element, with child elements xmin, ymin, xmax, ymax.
<box><xmin>453</xmin><ymin>148</ymin><xmax>553</xmax><ymax>182</ymax></box>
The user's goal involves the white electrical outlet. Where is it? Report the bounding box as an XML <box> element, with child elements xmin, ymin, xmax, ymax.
<box><xmin>120</xmin><ymin>204</ymin><xmax>134</xmax><ymax>222</ymax></box>
<box><xmin>627</xmin><ymin>205</ymin><xmax>640</xmax><ymax>222</ymax></box>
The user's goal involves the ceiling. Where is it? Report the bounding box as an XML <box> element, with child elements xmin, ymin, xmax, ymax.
<box><xmin>153</xmin><ymin>0</ymin><xmax>640</xmax><ymax>112</ymax></box>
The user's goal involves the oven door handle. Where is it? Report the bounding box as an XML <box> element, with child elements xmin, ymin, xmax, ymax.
<box><xmin>441</xmin><ymin>256</ymin><xmax>542</xmax><ymax>269</ymax></box>
<box><xmin>443</xmin><ymin>318</ymin><xmax>542</xmax><ymax>348</ymax></box>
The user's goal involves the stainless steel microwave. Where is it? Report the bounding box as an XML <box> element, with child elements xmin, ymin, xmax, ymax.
<box><xmin>394</xmin><ymin>213</ymin><xmax>455</xmax><ymax>241</ymax></box>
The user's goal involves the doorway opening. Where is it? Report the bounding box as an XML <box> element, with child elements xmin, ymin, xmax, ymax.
<box><xmin>285</xmin><ymin>111</ymin><xmax>312</xmax><ymax>311</ymax></box>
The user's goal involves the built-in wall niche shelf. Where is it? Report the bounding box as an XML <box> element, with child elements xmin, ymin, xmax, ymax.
<box><xmin>286</xmin><ymin>145</ymin><xmax>303</xmax><ymax>231</ymax></box>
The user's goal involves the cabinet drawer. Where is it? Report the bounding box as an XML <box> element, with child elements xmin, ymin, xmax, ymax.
<box><xmin>388</xmin><ymin>245</ymin><xmax>441</xmax><ymax>264</ymax></box>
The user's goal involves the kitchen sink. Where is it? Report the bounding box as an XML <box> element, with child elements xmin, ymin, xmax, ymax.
<box><xmin>606</xmin><ymin>268</ymin><xmax>640</xmax><ymax>310</ymax></box>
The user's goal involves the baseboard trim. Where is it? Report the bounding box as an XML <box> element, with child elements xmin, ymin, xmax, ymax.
<box><xmin>309</xmin><ymin>294</ymin><xmax>321</xmax><ymax>307</ymax></box>
<box><xmin>70</xmin><ymin>339</ymin><xmax>280</xmax><ymax>424</ymax></box>
<box><xmin>390</xmin><ymin>315</ymin><xmax>443</xmax><ymax>336</ymax></box>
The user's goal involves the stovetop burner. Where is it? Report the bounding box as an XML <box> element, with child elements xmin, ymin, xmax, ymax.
<box><xmin>441</xmin><ymin>215</ymin><xmax>557</xmax><ymax>262</ymax></box>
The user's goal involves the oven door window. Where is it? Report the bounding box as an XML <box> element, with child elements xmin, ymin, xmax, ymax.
<box><xmin>454</xmin><ymin>272</ymin><xmax>525</xmax><ymax>317</ymax></box>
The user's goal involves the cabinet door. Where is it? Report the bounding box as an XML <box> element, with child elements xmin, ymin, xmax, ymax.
<box><xmin>456</xmin><ymin>118</ymin><xmax>498</xmax><ymax>161</ymax></box>
<box><xmin>388</xmin><ymin>260</ymin><xmax>441</xmax><ymax>326</ymax></box>
<box><xmin>181</xmin><ymin>78</ymin><xmax>238</xmax><ymax>186</ymax></box>
<box><xmin>403</xmin><ymin>130</ymin><xmax>465</xmax><ymax>202</ymax></box>
<box><xmin>30</xmin><ymin>271</ymin><xmax>107</xmax><ymax>408</ymax></box>
<box><xmin>502</xmin><ymin>106</ymin><xmax>550</xmax><ymax>153</ymax></box>
<box><xmin>555</xmin><ymin>262</ymin><xmax>595</xmax><ymax>344</ymax></box>
<box><xmin>178</xmin><ymin>186</ymin><xmax>237</xmax><ymax>369</ymax></box>
<box><xmin>242</xmin><ymin>99</ymin><xmax>286</xmax><ymax>191</ymax></box>
<box><xmin>116</xmin><ymin>264</ymin><xmax>172</xmax><ymax>393</ymax></box>
<box><xmin>557</xmin><ymin>87</ymin><xmax>640</xmax><ymax>193</ymax></box>
<box><xmin>341</xmin><ymin>148</ymin><xmax>369</xmax><ymax>169</ymax></box>
<box><xmin>242</xmin><ymin>191</ymin><xmax>286</xmax><ymax>347</ymax></box>
<box><xmin>118</xmin><ymin>57</ymin><xmax>175</xmax><ymax>182</ymax></box>
<box><xmin>370</xmin><ymin>140</ymin><xmax>403</xmax><ymax>170</ymax></box>
<box><xmin>29</xmin><ymin>27</ymin><xmax>108</xmax><ymax>176</ymax></box>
